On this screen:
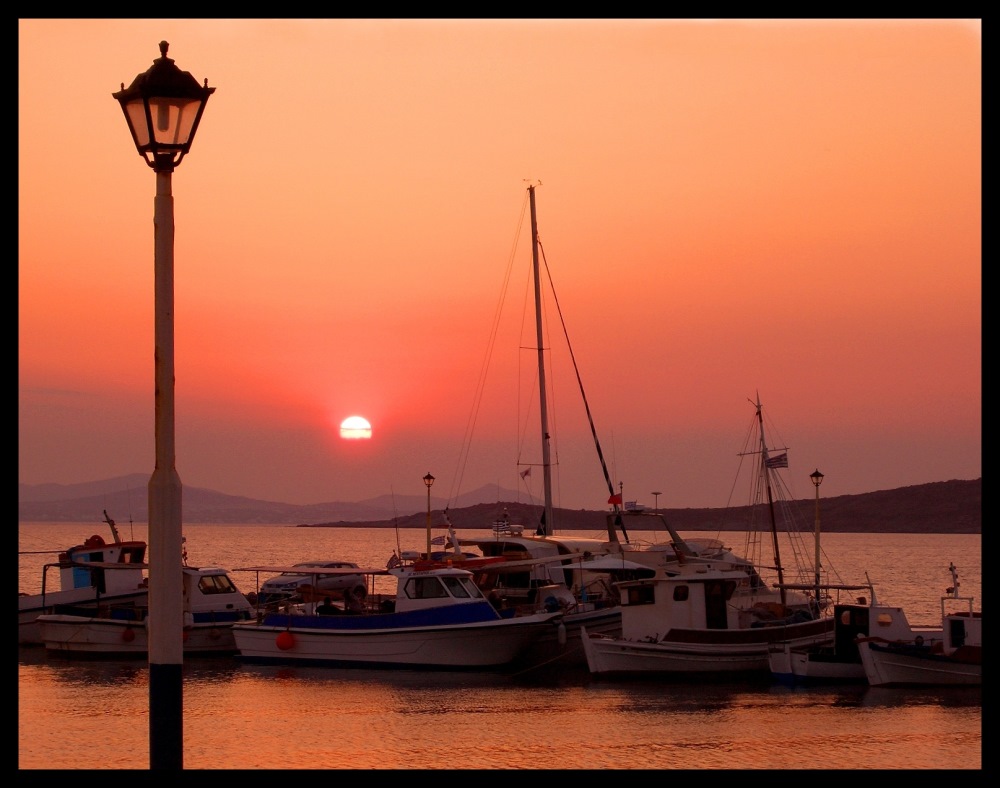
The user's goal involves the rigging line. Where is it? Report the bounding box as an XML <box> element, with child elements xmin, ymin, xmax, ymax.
<box><xmin>447</xmin><ymin>190</ymin><xmax>530</xmax><ymax>506</ymax></box>
<box><xmin>537</xmin><ymin>238</ymin><xmax>618</xmax><ymax>504</ymax></box>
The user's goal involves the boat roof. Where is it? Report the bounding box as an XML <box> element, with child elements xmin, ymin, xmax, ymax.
<box><xmin>234</xmin><ymin>565</ymin><xmax>389</xmax><ymax>576</ymax></box>
<box><xmin>470</xmin><ymin>553</ymin><xmax>654</xmax><ymax>573</ymax></box>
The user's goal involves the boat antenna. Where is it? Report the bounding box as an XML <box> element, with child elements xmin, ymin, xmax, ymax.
<box><xmin>390</xmin><ymin>486</ymin><xmax>402</xmax><ymax>559</ymax></box>
<box><xmin>125</xmin><ymin>484</ymin><xmax>136</xmax><ymax>540</ymax></box>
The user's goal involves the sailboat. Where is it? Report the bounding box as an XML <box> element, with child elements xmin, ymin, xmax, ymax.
<box><xmin>427</xmin><ymin>183</ymin><xmax>659</xmax><ymax>668</ymax></box>
<box><xmin>581</xmin><ymin>397</ymin><xmax>844</xmax><ymax>678</ymax></box>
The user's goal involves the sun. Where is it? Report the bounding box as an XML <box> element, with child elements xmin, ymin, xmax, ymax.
<box><xmin>339</xmin><ymin>415</ymin><xmax>372</xmax><ymax>440</ymax></box>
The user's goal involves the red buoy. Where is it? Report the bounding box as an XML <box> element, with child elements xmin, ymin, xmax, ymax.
<box><xmin>122</xmin><ymin>627</ymin><xmax>136</xmax><ymax>642</ymax></box>
<box><xmin>276</xmin><ymin>631</ymin><xmax>295</xmax><ymax>650</ymax></box>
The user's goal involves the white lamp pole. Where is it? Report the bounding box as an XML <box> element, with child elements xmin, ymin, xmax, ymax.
<box><xmin>810</xmin><ymin>468</ymin><xmax>825</xmax><ymax>607</ymax></box>
<box><xmin>114</xmin><ymin>41</ymin><xmax>214</xmax><ymax>770</ymax></box>
<box><xmin>424</xmin><ymin>472</ymin><xmax>435</xmax><ymax>559</ymax></box>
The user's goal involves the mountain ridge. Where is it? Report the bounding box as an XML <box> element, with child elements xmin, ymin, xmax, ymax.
<box><xmin>18</xmin><ymin>476</ymin><xmax>982</xmax><ymax>533</ymax></box>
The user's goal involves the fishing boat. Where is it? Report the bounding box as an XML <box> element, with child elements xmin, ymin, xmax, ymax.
<box><xmin>230</xmin><ymin>555</ymin><xmax>563</xmax><ymax>670</ymax></box>
<box><xmin>766</xmin><ymin>568</ymin><xmax>955</xmax><ymax>684</ymax></box>
<box><xmin>19</xmin><ymin>511</ymin><xmax>149</xmax><ymax>646</ymax></box>
<box><xmin>855</xmin><ymin>563</ymin><xmax>981</xmax><ymax>687</ymax></box>
<box><xmin>581</xmin><ymin>398</ymin><xmax>848</xmax><ymax>678</ymax></box>
<box><xmin>37</xmin><ymin>564</ymin><xmax>254</xmax><ymax>657</ymax></box>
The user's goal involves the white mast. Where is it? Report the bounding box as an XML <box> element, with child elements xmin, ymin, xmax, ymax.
<box><xmin>529</xmin><ymin>184</ymin><xmax>555</xmax><ymax>536</ymax></box>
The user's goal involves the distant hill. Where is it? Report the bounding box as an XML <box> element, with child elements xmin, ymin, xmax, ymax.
<box><xmin>17</xmin><ymin>475</ymin><xmax>523</xmax><ymax>525</ymax></box>
<box><xmin>18</xmin><ymin>476</ymin><xmax>981</xmax><ymax>534</ymax></box>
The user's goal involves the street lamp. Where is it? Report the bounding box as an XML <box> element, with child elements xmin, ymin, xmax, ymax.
<box><xmin>114</xmin><ymin>41</ymin><xmax>214</xmax><ymax>771</ymax></box>
<box><xmin>423</xmin><ymin>472</ymin><xmax>435</xmax><ymax>560</ymax></box>
<box><xmin>651</xmin><ymin>491</ymin><xmax>662</xmax><ymax>512</ymax></box>
<box><xmin>810</xmin><ymin>469</ymin><xmax>825</xmax><ymax>605</ymax></box>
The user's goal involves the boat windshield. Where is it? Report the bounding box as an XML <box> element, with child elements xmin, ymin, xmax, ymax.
<box><xmin>198</xmin><ymin>574</ymin><xmax>239</xmax><ymax>595</ymax></box>
<box><xmin>442</xmin><ymin>576</ymin><xmax>484</xmax><ymax>599</ymax></box>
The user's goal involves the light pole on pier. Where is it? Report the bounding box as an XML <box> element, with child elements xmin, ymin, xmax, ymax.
<box><xmin>424</xmin><ymin>472</ymin><xmax>435</xmax><ymax>559</ymax></box>
<box><xmin>810</xmin><ymin>468</ymin><xmax>825</xmax><ymax>606</ymax></box>
<box><xmin>114</xmin><ymin>41</ymin><xmax>214</xmax><ymax>770</ymax></box>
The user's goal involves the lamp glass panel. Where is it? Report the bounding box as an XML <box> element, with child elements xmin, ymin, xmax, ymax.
<box><xmin>124</xmin><ymin>100</ymin><xmax>150</xmax><ymax>146</ymax></box>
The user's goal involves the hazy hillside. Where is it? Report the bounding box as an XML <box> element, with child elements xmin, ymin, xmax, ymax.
<box><xmin>18</xmin><ymin>476</ymin><xmax>981</xmax><ymax>534</ymax></box>
<box><xmin>18</xmin><ymin>476</ymin><xmax>522</xmax><ymax>525</ymax></box>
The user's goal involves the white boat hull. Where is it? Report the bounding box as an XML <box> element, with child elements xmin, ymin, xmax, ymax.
<box><xmin>38</xmin><ymin>615</ymin><xmax>238</xmax><ymax>656</ymax></box>
<box><xmin>582</xmin><ymin>618</ymin><xmax>834</xmax><ymax>677</ymax></box>
<box><xmin>767</xmin><ymin>642</ymin><xmax>867</xmax><ymax>683</ymax></box>
<box><xmin>232</xmin><ymin>614</ymin><xmax>559</xmax><ymax>669</ymax></box>
<box><xmin>857</xmin><ymin>640</ymin><xmax>982</xmax><ymax>687</ymax></box>
<box><xmin>19</xmin><ymin>589</ymin><xmax>150</xmax><ymax>646</ymax></box>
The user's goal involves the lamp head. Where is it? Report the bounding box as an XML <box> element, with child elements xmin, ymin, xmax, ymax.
<box><xmin>423</xmin><ymin>472</ymin><xmax>435</xmax><ymax>489</ymax></box>
<box><xmin>113</xmin><ymin>41</ymin><xmax>215</xmax><ymax>172</ymax></box>
<box><xmin>810</xmin><ymin>469</ymin><xmax>825</xmax><ymax>488</ymax></box>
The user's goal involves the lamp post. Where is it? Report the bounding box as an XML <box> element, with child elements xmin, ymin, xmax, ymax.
<box><xmin>810</xmin><ymin>469</ymin><xmax>825</xmax><ymax>606</ymax></box>
<box><xmin>651</xmin><ymin>491</ymin><xmax>662</xmax><ymax>513</ymax></box>
<box><xmin>423</xmin><ymin>472</ymin><xmax>435</xmax><ymax>559</ymax></box>
<box><xmin>113</xmin><ymin>41</ymin><xmax>214</xmax><ymax>771</ymax></box>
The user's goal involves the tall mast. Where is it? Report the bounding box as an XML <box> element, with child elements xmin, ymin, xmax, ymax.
<box><xmin>529</xmin><ymin>184</ymin><xmax>554</xmax><ymax>536</ymax></box>
<box><xmin>755</xmin><ymin>395</ymin><xmax>786</xmax><ymax>606</ymax></box>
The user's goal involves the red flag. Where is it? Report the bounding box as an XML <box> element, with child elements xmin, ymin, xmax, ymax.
<box><xmin>608</xmin><ymin>493</ymin><xmax>623</xmax><ymax>505</ymax></box>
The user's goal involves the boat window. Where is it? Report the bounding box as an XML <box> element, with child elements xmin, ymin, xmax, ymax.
<box><xmin>405</xmin><ymin>577</ymin><xmax>449</xmax><ymax>599</ymax></box>
<box><xmin>198</xmin><ymin>574</ymin><xmax>238</xmax><ymax>595</ymax></box>
<box><xmin>672</xmin><ymin>585</ymin><xmax>689</xmax><ymax>602</ymax></box>
<box><xmin>441</xmin><ymin>576</ymin><xmax>471</xmax><ymax>598</ymax></box>
<box><xmin>626</xmin><ymin>585</ymin><xmax>656</xmax><ymax>605</ymax></box>
<box><xmin>949</xmin><ymin>617</ymin><xmax>967</xmax><ymax>647</ymax></box>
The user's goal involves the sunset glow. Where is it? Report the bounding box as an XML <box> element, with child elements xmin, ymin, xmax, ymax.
<box><xmin>18</xmin><ymin>20</ymin><xmax>980</xmax><ymax>510</ymax></box>
<box><xmin>340</xmin><ymin>416</ymin><xmax>372</xmax><ymax>440</ymax></box>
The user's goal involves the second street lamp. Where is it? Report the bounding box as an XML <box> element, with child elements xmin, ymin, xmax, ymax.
<box><xmin>424</xmin><ymin>472</ymin><xmax>435</xmax><ymax>560</ymax></box>
<box><xmin>810</xmin><ymin>468</ymin><xmax>825</xmax><ymax>605</ymax></box>
<box><xmin>113</xmin><ymin>40</ymin><xmax>214</xmax><ymax>771</ymax></box>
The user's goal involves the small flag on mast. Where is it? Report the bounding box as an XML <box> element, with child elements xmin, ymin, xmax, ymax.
<box><xmin>608</xmin><ymin>493</ymin><xmax>623</xmax><ymax>505</ymax></box>
<box><xmin>765</xmin><ymin>452</ymin><xmax>789</xmax><ymax>469</ymax></box>
<box><xmin>520</xmin><ymin>468</ymin><xmax>531</xmax><ymax>479</ymax></box>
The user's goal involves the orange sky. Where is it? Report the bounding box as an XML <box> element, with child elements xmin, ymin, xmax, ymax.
<box><xmin>18</xmin><ymin>19</ymin><xmax>981</xmax><ymax>512</ymax></box>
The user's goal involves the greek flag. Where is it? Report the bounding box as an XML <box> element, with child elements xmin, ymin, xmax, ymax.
<box><xmin>765</xmin><ymin>452</ymin><xmax>788</xmax><ymax>469</ymax></box>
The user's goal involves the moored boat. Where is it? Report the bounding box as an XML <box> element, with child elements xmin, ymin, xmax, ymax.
<box><xmin>230</xmin><ymin>556</ymin><xmax>563</xmax><ymax>670</ymax></box>
<box><xmin>767</xmin><ymin>578</ymin><xmax>940</xmax><ymax>684</ymax></box>
<box><xmin>856</xmin><ymin>563</ymin><xmax>981</xmax><ymax>687</ymax></box>
<box><xmin>37</xmin><ymin>565</ymin><xmax>254</xmax><ymax>657</ymax></box>
<box><xmin>19</xmin><ymin>511</ymin><xmax>149</xmax><ymax>646</ymax></box>
<box><xmin>581</xmin><ymin>557</ymin><xmax>834</xmax><ymax>677</ymax></box>
<box><xmin>581</xmin><ymin>398</ymin><xmax>850</xmax><ymax>678</ymax></box>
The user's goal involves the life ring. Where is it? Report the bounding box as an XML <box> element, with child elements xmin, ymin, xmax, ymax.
<box><xmin>914</xmin><ymin>635</ymin><xmax>924</xmax><ymax>647</ymax></box>
<box><xmin>85</xmin><ymin>534</ymin><xmax>105</xmax><ymax>548</ymax></box>
<box><xmin>350</xmin><ymin>583</ymin><xmax>367</xmax><ymax>601</ymax></box>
